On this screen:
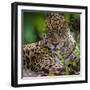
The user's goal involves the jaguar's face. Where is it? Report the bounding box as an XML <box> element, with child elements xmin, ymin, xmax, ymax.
<box><xmin>45</xmin><ymin>32</ymin><xmax>65</xmax><ymax>51</ymax></box>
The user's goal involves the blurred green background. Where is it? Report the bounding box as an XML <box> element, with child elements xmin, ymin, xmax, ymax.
<box><xmin>23</xmin><ymin>12</ymin><xmax>46</xmax><ymax>44</ymax></box>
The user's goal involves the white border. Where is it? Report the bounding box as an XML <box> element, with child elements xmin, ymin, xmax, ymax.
<box><xmin>18</xmin><ymin>5</ymin><xmax>86</xmax><ymax>84</ymax></box>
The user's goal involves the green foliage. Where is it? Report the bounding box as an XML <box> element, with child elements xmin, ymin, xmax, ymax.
<box><xmin>58</xmin><ymin>44</ymin><xmax>80</xmax><ymax>75</ymax></box>
<box><xmin>23</xmin><ymin>12</ymin><xmax>46</xmax><ymax>44</ymax></box>
<box><xmin>64</xmin><ymin>13</ymin><xmax>80</xmax><ymax>33</ymax></box>
<box><xmin>74</xmin><ymin>45</ymin><xmax>80</xmax><ymax>57</ymax></box>
<box><xmin>64</xmin><ymin>12</ymin><xmax>80</xmax><ymax>22</ymax></box>
<box><xmin>64</xmin><ymin>12</ymin><xmax>71</xmax><ymax>21</ymax></box>
<box><xmin>65</xmin><ymin>65</ymin><xmax>70</xmax><ymax>75</ymax></box>
<box><xmin>48</xmin><ymin>72</ymin><xmax>55</xmax><ymax>76</ymax></box>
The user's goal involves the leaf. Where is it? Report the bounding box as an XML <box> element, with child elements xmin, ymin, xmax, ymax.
<box><xmin>72</xmin><ymin>62</ymin><xmax>77</xmax><ymax>68</ymax></box>
<box><xmin>48</xmin><ymin>72</ymin><xmax>54</xmax><ymax>76</ymax></box>
<box><xmin>64</xmin><ymin>13</ymin><xmax>70</xmax><ymax>21</ymax></box>
<box><xmin>65</xmin><ymin>65</ymin><xmax>69</xmax><ymax>75</ymax></box>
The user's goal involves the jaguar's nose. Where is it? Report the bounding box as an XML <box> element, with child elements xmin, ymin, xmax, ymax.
<box><xmin>53</xmin><ymin>43</ymin><xmax>58</xmax><ymax>48</ymax></box>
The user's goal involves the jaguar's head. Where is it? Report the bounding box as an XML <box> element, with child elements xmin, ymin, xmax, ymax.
<box><xmin>44</xmin><ymin>12</ymin><xmax>69</xmax><ymax>51</ymax></box>
<box><xmin>46</xmin><ymin>12</ymin><xmax>69</xmax><ymax>36</ymax></box>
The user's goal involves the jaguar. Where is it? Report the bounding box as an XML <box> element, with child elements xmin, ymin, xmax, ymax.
<box><xmin>22</xmin><ymin>12</ymin><xmax>76</xmax><ymax>76</ymax></box>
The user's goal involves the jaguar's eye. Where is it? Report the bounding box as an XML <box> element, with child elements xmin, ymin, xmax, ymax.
<box><xmin>49</xmin><ymin>65</ymin><xmax>52</xmax><ymax>68</ymax></box>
